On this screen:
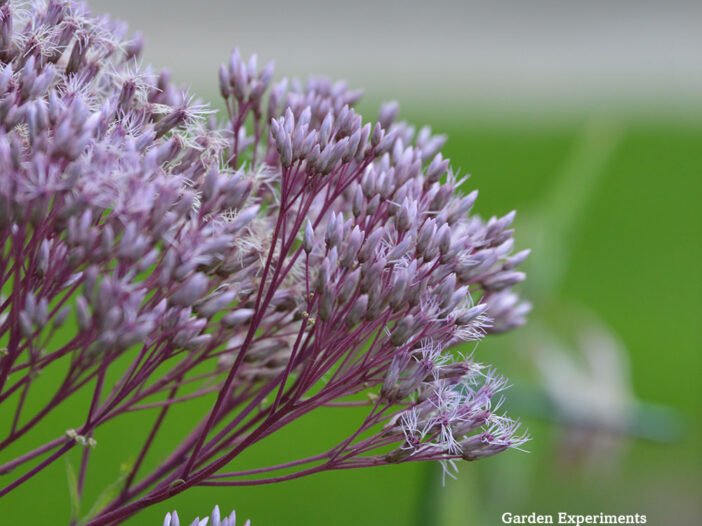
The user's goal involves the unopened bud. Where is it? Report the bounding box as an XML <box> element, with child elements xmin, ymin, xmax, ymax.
<box><xmin>171</xmin><ymin>273</ymin><xmax>209</xmax><ymax>306</ymax></box>
<box><xmin>483</xmin><ymin>271</ymin><xmax>526</xmax><ymax>291</ymax></box>
<box><xmin>340</xmin><ymin>226</ymin><xmax>363</xmax><ymax>268</ymax></box>
<box><xmin>426</xmin><ymin>153</ymin><xmax>449</xmax><ymax>184</ymax></box>
<box><xmin>436</xmin><ymin>223</ymin><xmax>452</xmax><ymax>255</ymax></box>
<box><xmin>455</xmin><ymin>304</ymin><xmax>488</xmax><ymax>325</ymax></box>
<box><xmin>378</xmin><ymin>101</ymin><xmax>399</xmax><ymax>129</ymax></box>
<box><xmin>390</xmin><ymin>315</ymin><xmax>415</xmax><ymax>347</ymax></box>
<box><xmin>358</xmin><ymin>227</ymin><xmax>383</xmax><ymax>263</ymax></box>
<box><xmin>75</xmin><ymin>295</ymin><xmax>91</xmax><ymax>331</ymax></box>
<box><xmin>197</xmin><ymin>290</ymin><xmax>237</xmax><ymax>318</ymax></box>
<box><xmin>338</xmin><ymin>268</ymin><xmax>360</xmax><ymax>305</ymax></box>
<box><xmin>459</xmin><ymin>434</ymin><xmax>507</xmax><ymax>461</ymax></box>
<box><xmin>345</xmin><ymin>294</ymin><xmax>368</xmax><ymax>327</ymax></box>
<box><xmin>361</xmin><ymin>259</ymin><xmax>385</xmax><ymax>293</ymax></box>
<box><xmin>503</xmin><ymin>249</ymin><xmax>531</xmax><ymax>271</ymax></box>
<box><xmin>222</xmin><ymin>308</ymin><xmax>255</xmax><ymax>327</ymax></box>
<box><xmin>303</xmin><ymin>220</ymin><xmax>315</xmax><ymax>253</ymax></box>
<box><xmin>319</xmin><ymin>284</ymin><xmax>335</xmax><ymax>322</ymax></box>
<box><xmin>396</xmin><ymin>198</ymin><xmax>417</xmax><ymax>232</ymax></box>
<box><xmin>389</xmin><ymin>268</ymin><xmax>409</xmax><ymax>310</ymax></box>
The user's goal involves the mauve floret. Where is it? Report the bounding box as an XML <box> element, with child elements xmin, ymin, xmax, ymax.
<box><xmin>0</xmin><ymin>0</ymin><xmax>531</xmax><ymax>523</ymax></box>
<box><xmin>162</xmin><ymin>505</ymin><xmax>249</xmax><ymax>526</ymax></box>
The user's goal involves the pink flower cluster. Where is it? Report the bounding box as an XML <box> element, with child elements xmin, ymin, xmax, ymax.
<box><xmin>0</xmin><ymin>1</ymin><xmax>530</xmax><ymax>523</ymax></box>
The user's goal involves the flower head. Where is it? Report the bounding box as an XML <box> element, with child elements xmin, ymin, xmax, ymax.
<box><xmin>0</xmin><ymin>1</ymin><xmax>530</xmax><ymax>522</ymax></box>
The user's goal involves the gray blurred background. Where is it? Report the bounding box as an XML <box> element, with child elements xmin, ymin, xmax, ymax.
<box><xmin>92</xmin><ymin>0</ymin><xmax>702</xmax><ymax>118</ymax></box>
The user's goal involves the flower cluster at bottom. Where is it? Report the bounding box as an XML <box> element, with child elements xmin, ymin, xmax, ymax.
<box><xmin>162</xmin><ymin>505</ymin><xmax>247</xmax><ymax>526</ymax></box>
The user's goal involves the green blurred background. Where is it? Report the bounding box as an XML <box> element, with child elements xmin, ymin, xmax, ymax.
<box><xmin>2</xmin><ymin>1</ymin><xmax>701</xmax><ymax>524</ymax></box>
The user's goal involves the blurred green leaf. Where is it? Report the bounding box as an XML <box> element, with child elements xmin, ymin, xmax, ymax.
<box><xmin>65</xmin><ymin>460</ymin><xmax>81</xmax><ymax>523</ymax></box>
<box><xmin>80</xmin><ymin>460</ymin><xmax>133</xmax><ymax>525</ymax></box>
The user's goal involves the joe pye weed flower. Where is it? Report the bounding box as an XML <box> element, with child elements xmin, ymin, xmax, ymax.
<box><xmin>0</xmin><ymin>0</ymin><xmax>531</xmax><ymax>523</ymax></box>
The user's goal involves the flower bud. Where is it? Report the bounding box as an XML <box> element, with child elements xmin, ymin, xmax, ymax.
<box><xmin>53</xmin><ymin>305</ymin><xmax>71</xmax><ymax>329</ymax></box>
<box><xmin>352</xmin><ymin>186</ymin><xmax>365</xmax><ymax>217</ymax></box>
<box><xmin>315</xmin><ymin>258</ymin><xmax>331</xmax><ymax>293</ymax></box>
<box><xmin>371</xmin><ymin>122</ymin><xmax>384</xmax><ymax>146</ymax></box>
<box><xmin>197</xmin><ymin>290</ymin><xmax>237</xmax><ymax>318</ymax></box>
<box><xmin>340</xmin><ymin>226</ymin><xmax>363</xmax><ymax>268</ymax></box>
<box><xmin>19</xmin><ymin>311</ymin><xmax>33</xmax><ymax>337</ymax></box>
<box><xmin>407</xmin><ymin>277</ymin><xmax>427</xmax><ymax>307</ymax></box>
<box><xmin>319</xmin><ymin>113</ymin><xmax>333</xmax><ymax>148</ymax></box>
<box><xmin>390</xmin><ymin>315</ymin><xmax>415</xmax><ymax>347</ymax></box>
<box><xmin>455</xmin><ymin>304</ymin><xmax>488</xmax><ymax>325</ymax></box>
<box><xmin>459</xmin><ymin>434</ymin><xmax>507</xmax><ymax>461</ymax></box>
<box><xmin>360</xmin><ymin>258</ymin><xmax>385</xmax><ymax>293</ymax></box>
<box><xmin>75</xmin><ymin>295</ymin><xmax>91</xmax><ymax>331</ymax></box>
<box><xmin>385</xmin><ymin>444</ymin><xmax>413</xmax><ymax>463</ymax></box>
<box><xmin>222</xmin><ymin>308</ymin><xmax>255</xmax><ymax>327</ymax></box>
<box><xmin>366</xmin><ymin>194</ymin><xmax>380</xmax><ymax>215</ymax></box>
<box><xmin>378</xmin><ymin>101</ymin><xmax>399</xmax><ymax>129</ymax></box>
<box><xmin>319</xmin><ymin>284</ymin><xmax>335</xmax><ymax>322</ymax></box>
<box><xmin>303</xmin><ymin>220</ymin><xmax>315</xmax><ymax>253</ymax></box>
<box><xmin>483</xmin><ymin>271</ymin><xmax>526</xmax><ymax>291</ymax></box>
<box><xmin>451</xmin><ymin>410</ymin><xmax>490</xmax><ymax>437</ymax></box>
<box><xmin>219</xmin><ymin>63</ymin><xmax>231</xmax><ymax>98</ymax></box>
<box><xmin>345</xmin><ymin>294</ymin><xmax>368</xmax><ymax>327</ymax></box>
<box><xmin>231</xmin><ymin>204</ymin><xmax>259</xmax><ymax>231</ymax></box>
<box><xmin>381</xmin><ymin>350</ymin><xmax>409</xmax><ymax>398</ymax></box>
<box><xmin>278</xmin><ymin>133</ymin><xmax>292</xmax><ymax>167</ymax></box>
<box><xmin>396</xmin><ymin>198</ymin><xmax>417</xmax><ymax>232</ymax></box>
<box><xmin>502</xmin><ymin>249</ymin><xmax>531</xmax><ymax>271</ymax></box>
<box><xmin>416</xmin><ymin>219</ymin><xmax>435</xmax><ymax>255</ymax></box>
<box><xmin>389</xmin><ymin>268</ymin><xmax>409</xmax><ymax>310</ymax></box>
<box><xmin>436</xmin><ymin>223</ymin><xmax>452</xmax><ymax>255</ymax></box>
<box><xmin>358</xmin><ymin>227</ymin><xmax>383</xmax><ymax>263</ymax></box>
<box><xmin>436</xmin><ymin>273</ymin><xmax>457</xmax><ymax>308</ymax></box>
<box><xmin>426</xmin><ymin>153</ymin><xmax>449</xmax><ymax>184</ymax></box>
<box><xmin>171</xmin><ymin>273</ymin><xmax>209</xmax><ymax>306</ymax></box>
<box><xmin>386</xmin><ymin>236</ymin><xmax>413</xmax><ymax>262</ymax></box>
<box><xmin>338</xmin><ymin>268</ymin><xmax>360</xmax><ymax>305</ymax></box>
